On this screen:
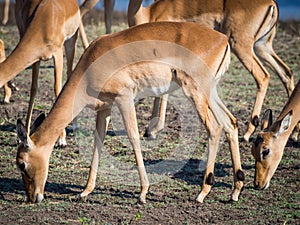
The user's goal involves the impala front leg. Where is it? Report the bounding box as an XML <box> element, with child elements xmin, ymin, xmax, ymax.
<box><xmin>64</xmin><ymin>32</ymin><xmax>79</xmax><ymax>131</ymax></box>
<box><xmin>52</xmin><ymin>50</ymin><xmax>67</xmax><ymax>146</ymax></box>
<box><xmin>118</xmin><ymin>97</ymin><xmax>149</xmax><ymax>203</ymax></box>
<box><xmin>2</xmin><ymin>0</ymin><xmax>9</xmax><ymax>25</ymax></box>
<box><xmin>196</xmin><ymin>109</ymin><xmax>222</xmax><ymax>203</ymax></box>
<box><xmin>3</xmin><ymin>82</ymin><xmax>12</xmax><ymax>103</ymax></box>
<box><xmin>25</xmin><ymin>61</ymin><xmax>40</xmax><ymax>133</ymax></box>
<box><xmin>215</xmin><ymin>94</ymin><xmax>244</xmax><ymax>201</ymax></box>
<box><xmin>80</xmin><ymin>109</ymin><xmax>111</xmax><ymax>199</ymax></box>
<box><xmin>104</xmin><ymin>0</ymin><xmax>115</xmax><ymax>34</ymax></box>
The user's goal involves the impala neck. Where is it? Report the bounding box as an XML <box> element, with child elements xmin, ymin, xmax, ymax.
<box><xmin>273</xmin><ymin>80</ymin><xmax>300</xmax><ymax>140</ymax></box>
<box><xmin>31</xmin><ymin>69</ymin><xmax>88</xmax><ymax>147</ymax></box>
<box><xmin>128</xmin><ymin>0</ymin><xmax>148</xmax><ymax>26</ymax></box>
<box><xmin>0</xmin><ymin>39</ymin><xmax>40</xmax><ymax>87</ymax></box>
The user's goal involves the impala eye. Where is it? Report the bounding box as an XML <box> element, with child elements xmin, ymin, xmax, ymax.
<box><xmin>262</xmin><ymin>149</ymin><xmax>270</xmax><ymax>159</ymax></box>
<box><xmin>18</xmin><ymin>162</ymin><xmax>26</xmax><ymax>171</ymax></box>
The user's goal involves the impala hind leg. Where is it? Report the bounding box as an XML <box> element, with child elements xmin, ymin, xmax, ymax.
<box><xmin>254</xmin><ymin>29</ymin><xmax>298</xmax><ymax>140</ymax></box>
<box><xmin>232</xmin><ymin>43</ymin><xmax>270</xmax><ymax>142</ymax></box>
<box><xmin>254</xmin><ymin>28</ymin><xmax>294</xmax><ymax>97</ymax></box>
<box><xmin>144</xmin><ymin>95</ymin><xmax>168</xmax><ymax>139</ymax></box>
<box><xmin>80</xmin><ymin>109</ymin><xmax>111</xmax><ymax>199</ymax></box>
<box><xmin>117</xmin><ymin>97</ymin><xmax>149</xmax><ymax>203</ymax></box>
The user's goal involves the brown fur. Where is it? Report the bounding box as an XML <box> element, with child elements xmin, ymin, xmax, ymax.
<box><xmin>128</xmin><ymin>0</ymin><xmax>294</xmax><ymax>141</ymax></box>
<box><xmin>16</xmin><ymin>22</ymin><xmax>244</xmax><ymax>203</ymax></box>
<box><xmin>0</xmin><ymin>0</ymin><xmax>81</xmax><ymax>145</ymax></box>
<box><xmin>252</xmin><ymin>81</ymin><xmax>300</xmax><ymax>189</ymax></box>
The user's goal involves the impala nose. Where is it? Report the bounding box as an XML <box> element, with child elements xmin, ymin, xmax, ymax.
<box><xmin>254</xmin><ymin>181</ymin><xmax>269</xmax><ymax>190</ymax></box>
<box><xmin>254</xmin><ymin>182</ymin><xmax>260</xmax><ymax>190</ymax></box>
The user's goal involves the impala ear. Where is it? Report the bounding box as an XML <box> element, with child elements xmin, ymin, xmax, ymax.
<box><xmin>16</xmin><ymin>119</ymin><xmax>34</xmax><ymax>150</ymax></box>
<box><xmin>30</xmin><ymin>113</ymin><xmax>45</xmax><ymax>135</ymax></box>
<box><xmin>261</xmin><ymin>109</ymin><xmax>273</xmax><ymax>131</ymax></box>
<box><xmin>275</xmin><ymin>110</ymin><xmax>293</xmax><ymax>138</ymax></box>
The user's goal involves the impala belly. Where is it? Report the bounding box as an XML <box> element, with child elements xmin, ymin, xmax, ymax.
<box><xmin>136</xmin><ymin>80</ymin><xmax>179</xmax><ymax>99</ymax></box>
<box><xmin>126</xmin><ymin>62</ymin><xmax>180</xmax><ymax>99</ymax></box>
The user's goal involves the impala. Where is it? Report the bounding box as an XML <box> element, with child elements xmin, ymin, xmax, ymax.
<box><xmin>16</xmin><ymin>21</ymin><xmax>244</xmax><ymax>203</ymax></box>
<box><xmin>128</xmin><ymin>0</ymin><xmax>294</xmax><ymax>142</ymax></box>
<box><xmin>252</xmin><ymin>79</ymin><xmax>300</xmax><ymax>190</ymax></box>
<box><xmin>0</xmin><ymin>0</ymin><xmax>81</xmax><ymax>145</ymax></box>
<box><xmin>79</xmin><ymin>0</ymin><xmax>115</xmax><ymax>48</ymax></box>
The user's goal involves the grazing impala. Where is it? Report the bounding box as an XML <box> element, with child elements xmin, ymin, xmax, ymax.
<box><xmin>16</xmin><ymin>22</ymin><xmax>244</xmax><ymax>203</ymax></box>
<box><xmin>0</xmin><ymin>0</ymin><xmax>81</xmax><ymax>145</ymax></box>
<box><xmin>128</xmin><ymin>0</ymin><xmax>294</xmax><ymax>141</ymax></box>
<box><xmin>252</xmin><ymin>79</ymin><xmax>300</xmax><ymax>190</ymax></box>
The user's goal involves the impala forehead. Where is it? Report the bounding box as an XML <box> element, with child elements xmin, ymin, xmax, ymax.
<box><xmin>254</xmin><ymin>133</ymin><xmax>273</xmax><ymax>147</ymax></box>
<box><xmin>252</xmin><ymin>133</ymin><xmax>272</xmax><ymax>161</ymax></box>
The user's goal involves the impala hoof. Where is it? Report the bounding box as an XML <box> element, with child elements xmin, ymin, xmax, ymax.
<box><xmin>195</xmin><ymin>194</ymin><xmax>205</xmax><ymax>203</ymax></box>
<box><xmin>243</xmin><ymin>133</ymin><xmax>250</xmax><ymax>142</ymax></box>
<box><xmin>57</xmin><ymin>138</ymin><xmax>67</xmax><ymax>147</ymax></box>
<box><xmin>138</xmin><ymin>197</ymin><xmax>146</xmax><ymax>204</ymax></box>
<box><xmin>143</xmin><ymin>128</ymin><xmax>157</xmax><ymax>140</ymax></box>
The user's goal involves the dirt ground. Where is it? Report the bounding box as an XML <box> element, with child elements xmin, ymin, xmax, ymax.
<box><xmin>0</xmin><ymin>6</ymin><xmax>299</xmax><ymax>225</ymax></box>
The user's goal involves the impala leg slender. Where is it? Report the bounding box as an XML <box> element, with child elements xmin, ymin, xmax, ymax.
<box><xmin>145</xmin><ymin>95</ymin><xmax>168</xmax><ymax>139</ymax></box>
<box><xmin>80</xmin><ymin>109</ymin><xmax>111</xmax><ymax>198</ymax></box>
<box><xmin>64</xmin><ymin>32</ymin><xmax>79</xmax><ymax>131</ymax></box>
<box><xmin>117</xmin><ymin>96</ymin><xmax>149</xmax><ymax>203</ymax></box>
<box><xmin>25</xmin><ymin>62</ymin><xmax>40</xmax><ymax>133</ymax></box>
<box><xmin>104</xmin><ymin>0</ymin><xmax>115</xmax><ymax>34</ymax></box>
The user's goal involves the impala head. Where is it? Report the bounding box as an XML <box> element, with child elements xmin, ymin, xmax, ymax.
<box><xmin>16</xmin><ymin>114</ymin><xmax>50</xmax><ymax>203</ymax></box>
<box><xmin>252</xmin><ymin>109</ymin><xmax>293</xmax><ymax>190</ymax></box>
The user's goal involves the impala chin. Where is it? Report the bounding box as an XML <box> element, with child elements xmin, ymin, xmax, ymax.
<box><xmin>255</xmin><ymin>177</ymin><xmax>270</xmax><ymax>191</ymax></box>
<box><xmin>262</xmin><ymin>181</ymin><xmax>270</xmax><ymax>190</ymax></box>
<box><xmin>33</xmin><ymin>193</ymin><xmax>44</xmax><ymax>203</ymax></box>
<box><xmin>26</xmin><ymin>192</ymin><xmax>43</xmax><ymax>203</ymax></box>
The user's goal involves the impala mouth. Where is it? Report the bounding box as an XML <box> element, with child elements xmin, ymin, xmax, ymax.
<box><xmin>261</xmin><ymin>181</ymin><xmax>270</xmax><ymax>190</ymax></box>
<box><xmin>27</xmin><ymin>193</ymin><xmax>44</xmax><ymax>203</ymax></box>
<box><xmin>36</xmin><ymin>193</ymin><xmax>44</xmax><ymax>203</ymax></box>
<box><xmin>254</xmin><ymin>180</ymin><xmax>270</xmax><ymax>191</ymax></box>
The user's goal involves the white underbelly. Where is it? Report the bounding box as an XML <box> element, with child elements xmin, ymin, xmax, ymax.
<box><xmin>136</xmin><ymin>81</ymin><xmax>179</xmax><ymax>99</ymax></box>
